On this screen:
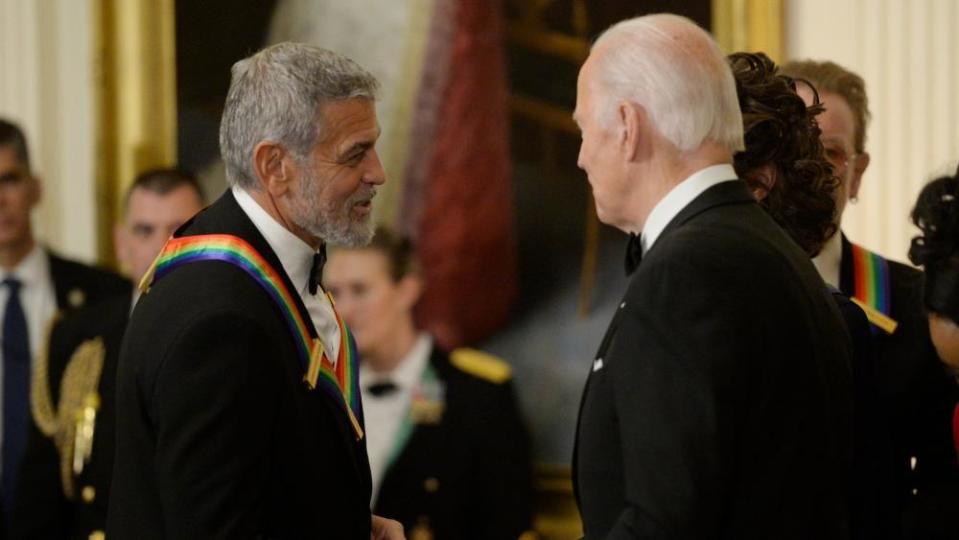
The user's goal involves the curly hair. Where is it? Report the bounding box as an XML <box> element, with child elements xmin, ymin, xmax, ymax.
<box><xmin>729</xmin><ymin>52</ymin><xmax>839</xmax><ymax>257</ymax></box>
<box><xmin>909</xmin><ymin>164</ymin><xmax>959</xmax><ymax>322</ymax></box>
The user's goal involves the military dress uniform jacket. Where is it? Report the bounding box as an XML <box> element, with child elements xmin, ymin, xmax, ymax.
<box><xmin>0</xmin><ymin>253</ymin><xmax>127</xmax><ymax>540</ymax></box>
<box><xmin>12</xmin><ymin>294</ymin><xmax>129</xmax><ymax>539</ymax></box>
<box><xmin>373</xmin><ymin>346</ymin><xmax>534</xmax><ymax>539</ymax></box>
<box><xmin>838</xmin><ymin>236</ymin><xmax>959</xmax><ymax>538</ymax></box>
<box><xmin>44</xmin><ymin>253</ymin><xmax>129</xmax><ymax>314</ymax></box>
<box><xmin>574</xmin><ymin>180</ymin><xmax>855</xmax><ymax>539</ymax></box>
<box><xmin>106</xmin><ymin>190</ymin><xmax>372</xmax><ymax>539</ymax></box>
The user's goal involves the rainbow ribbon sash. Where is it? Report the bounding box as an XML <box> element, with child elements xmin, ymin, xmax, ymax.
<box><xmin>849</xmin><ymin>242</ymin><xmax>898</xmax><ymax>335</ymax></box>
<box><xmin>142</xmin><ymin>233</ymin><xmax>364</xmax><ymax>439</ymax></box>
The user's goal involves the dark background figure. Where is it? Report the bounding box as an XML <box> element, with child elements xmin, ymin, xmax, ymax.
<box><xmin>324</xmin><ymin>227</ymin><xmax>535</xmax><ymax>539</ymax></box>
<box><xmin>907</xmin><ymin>166</ymin><xmax>959</xmax><ymax>540</ymax></box>
<box><xmin>730</xmin><ymin>51</ymin><xmax>899</xmax><ymax>540</ymax></box>
<box><xmin>10</xmin><ymin>169</ymin><xmax>204</xmax><ymax>539</ymax></box>
<box><xmin>572</xmin><ymin>15</ymin><xmax>853</xmax><ymax>538</ymax></box>
<box><xmin>782</xmin><ymin>60</ymin><xmax>959</xmax><ymax>539</ymax></box>
<box><xmin>0</xmin><ymin>119</ymin><xmax>128</xmax><ymax>539</ymax></box>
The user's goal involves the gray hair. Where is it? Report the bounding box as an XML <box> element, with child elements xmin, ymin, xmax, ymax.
<box><xmin>591</xmin><ymin>14</ymin><xmax>744</xmax><ymax>153</ymax></box>
<box><xmin>219</xmin><ymin>42</ymin><xmax>380</xmax><ymax>189</ymax></box>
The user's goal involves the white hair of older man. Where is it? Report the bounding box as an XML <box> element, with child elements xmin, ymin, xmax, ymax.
<box><xmin>219</xmin><ymin>42</ymin><xmax>380</xmax><ymax>189</ymax></box>
<box><xmin>591</xmin><ymin>14</ymin><xmax>745</xmax><ymax>153</ymax></box>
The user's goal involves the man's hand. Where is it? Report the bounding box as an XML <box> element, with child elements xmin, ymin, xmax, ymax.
<box><xmin>371</xmin><ymin>514</ymin><xmax>405</xmax><ymax>540</ymax></box>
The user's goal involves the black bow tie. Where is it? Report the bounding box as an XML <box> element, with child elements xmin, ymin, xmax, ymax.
<box><xmin>308</xmin><ymin>245</ymin><xmax>327</xmax><ymax>295</ymax></box>
<box><xmin>366</xmin><ymin>381</ymin><xmax>398</xmax><ymax>397</ymax></box>
<box><xmin>625</xmin><ymin>233</ymin><xmax>643</xmax><ymax>276</ymax></box>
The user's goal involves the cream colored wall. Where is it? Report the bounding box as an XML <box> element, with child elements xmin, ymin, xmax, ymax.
<box><xmin>0</xmin><ymin>0</ymin><xmax>98</xmax><ymax>263</ymax></box>
<box><xmin>787</xmin><ymin>0</ymin><xmax>959</xmax><ymax>264</ymax></box>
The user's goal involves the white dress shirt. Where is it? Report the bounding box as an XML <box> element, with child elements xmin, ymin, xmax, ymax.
<box><xmin>813</xmin><ymin>231</ymin><xmax>843</xmax><ymax>289</ymax></box>
<box><xmin>360</xmin><ymin>332</ymin><xmax>432</xmax><ymax>503</ymax></box>
<box><xmin>0</xmin><ymin>243</ymin><xmax>57</xmax><ymax>467</ymax></box>
<box><xmin>232</xmin><ymin>186</ymin><xmax>340</xmax><ymax>362</ymax></box>
<box><xmin>641</xmin><ymin>163</ymin><xmax>739</xmax><ymax>254</ymax></box>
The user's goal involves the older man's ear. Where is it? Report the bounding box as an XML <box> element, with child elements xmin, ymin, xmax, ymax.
<box><xmin>252</xmin><ymin>141</ymin><xmax>294</xmax><ymax>197</ymax></box>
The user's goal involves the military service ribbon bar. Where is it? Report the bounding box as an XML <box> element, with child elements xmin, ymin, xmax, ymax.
<box><xmin>143</xmin><ymin>234</ymin><xmax>363</xmax><ymax>439</ymax></box>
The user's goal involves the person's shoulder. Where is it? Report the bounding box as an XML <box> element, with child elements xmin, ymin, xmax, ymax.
<box><xmin>432</xmin><ymin>347</ymin><xmax>515</xmax><ymax>402</ymax></box>
<box><xmin>52</xmin><ymin>293</ymin><xmax>129</xmax><ymax>343</ymax></box>
<box><xmin>886</xmin><ymin>256</ymin><xmax>922</xmax><ymax>288</ymax></box>
<box><xmin>445</xmin><ymin>348</ymin><xmax>513</xmax><ymax>385</ymax></box>
<box><xmin>47</xmin><ymin>250</ymin><xmax>130</xmax><ymax>307</ymax></box>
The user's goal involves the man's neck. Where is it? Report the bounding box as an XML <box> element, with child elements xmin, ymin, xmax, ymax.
<box><xmin>625</xmin><ymin>142</ymin><xmax>733</xmax><ymax>234</ymax></box>
<box><xmin>364</xmin><ymin>319</ymin><xmax>420</xmax><ymax>375</ymax></box>
<box><xmin>0</xmin><ymin>236</ymin><xmax>35</xmax><ymax>271</ymax></box>
<box><xmin>245</xmin><ymin>187</ymin><xmax>322</xmax><ymax>251</ymax></box>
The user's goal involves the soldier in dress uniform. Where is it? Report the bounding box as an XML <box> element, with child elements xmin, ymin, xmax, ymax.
<box><xmin>324</xmin><ymin>227</ymin><xmax>537</xmax><ymax>540</ymax></box>
<box><xmin>10</xmin><ymin>168</ymin><xmax>204</xmax><ymax>539</ymax></box>
<box><xmin>0</xmin><ymin>119</ymin><xmax>128</xmax><ymax>538</ymax></box>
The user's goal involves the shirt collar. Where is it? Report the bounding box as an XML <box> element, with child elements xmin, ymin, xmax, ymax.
<box><xmin>232</xmin><ymin>185</ymin><xmax>316</xmax><ymax>295</ymax></box>
<box><xmin>813</xmin><ymin>230</ymin><xmax>843</xmax><ymax>288</ymax></box>
<box><xmin>0</xmin><ymin>243</ymin><xmax>48</xmax><ymax>287</ymax></box>
<box><xmin>361</xmin><ymin>332</ymin><xmax>433</xmax><ymax>391</ymax></box>
<box><xmin>641</xmin><ymin>163</ymin><xmax>737</xmax><ymax>253</ymax></box>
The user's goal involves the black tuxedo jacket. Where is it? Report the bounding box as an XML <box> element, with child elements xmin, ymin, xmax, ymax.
<box><xmin>838</xmin><ymin>237</ymin><xmax>959</xmax><ymax>538</ymax></box>
<box><xmin>12</xmin><ymin>294</ymin><xmax>129</xmax><ymax>539</ymax></box>
<box><xmin>831</xmin><ymin>292</ymin><xmax>899</xmax><ymax>540</ymax></box>
<box><xmin>373</xmin><ymin>346</ymin><xmax>534</xmax><ymax>539</ymax></box>
<box><xmin>107</xmin><ymin>190</ymin><xmax>372</xmax><ymax>539</ymax></box>
<box><xmin>574</xmin><ymin>180</ymin><xmax>854</xmax><ymax>539</ymax></box>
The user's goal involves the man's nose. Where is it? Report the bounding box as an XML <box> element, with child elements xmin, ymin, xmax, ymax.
<box><xmin>365</xmin><ymin>150</ymin><xmax>386</xmax><ymax>185</ymax></box>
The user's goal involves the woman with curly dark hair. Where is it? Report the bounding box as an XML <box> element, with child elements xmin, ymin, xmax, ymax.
<box><xmin>910</xmin><ymin>166</ymin><xmax>959</xmax><ymax>375</ymax></box>
<box><xmin>730</xmin><ymin>51</ymin><xmax>898</xmax><ymax>540</ymax></box>
<box><xmin>908</xmin><ymin>166</ymin><xmax>959</xmax><ymax>536</ymax></box>
<box><xmin>729</xmin><ymin>52</ymin><xmax>838</xmax><ymax>257</ymax></box>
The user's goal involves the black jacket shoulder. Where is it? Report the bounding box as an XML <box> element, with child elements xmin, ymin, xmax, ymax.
<box><xmin>47</xmin><ymin>251</ymin><xmax>130</xmax><ymax>311</ymax></box>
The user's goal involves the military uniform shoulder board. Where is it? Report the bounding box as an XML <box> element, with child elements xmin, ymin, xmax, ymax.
<box><xmin>449</xmin><ymin>348</ymin><xmax>512</xmax><ymax>384</ymax></box>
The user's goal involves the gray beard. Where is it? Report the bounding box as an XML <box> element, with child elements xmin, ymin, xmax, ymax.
<box><xmin>290</xmin><ymin>171</ymin><xmax>375</xmax><ymax>247</ymax></box>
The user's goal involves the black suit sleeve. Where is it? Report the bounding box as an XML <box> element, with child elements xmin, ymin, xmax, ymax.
<box><xmin>471</xmin><ymin>381</ymin><xmax>534</xmax><ymax>539</ymax></box>
<box><xmin>147</xmin><ymin>310</ymin><xmax>283</xmax><ymax>538</ymax></box>
<box><xmin>605</xmin><ymin>250</ymin><xmax>755</xmax><ymax>538</ymax></box>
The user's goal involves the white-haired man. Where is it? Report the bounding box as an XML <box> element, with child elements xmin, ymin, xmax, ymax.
<box><xmin>572</xmin><ymin>14</ymin><xmax>854</xmax><ymax>538</ymax></box>
<box><xmin>108</xmin><ymin>43</ymin><xmax>403</xmax><ymax>538</ymax></box>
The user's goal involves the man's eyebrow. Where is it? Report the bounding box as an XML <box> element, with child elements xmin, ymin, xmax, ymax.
<box><xmin>339</xmin><ymin>139</ymin><xmax>376</xmax><ymax>159</ymax></box>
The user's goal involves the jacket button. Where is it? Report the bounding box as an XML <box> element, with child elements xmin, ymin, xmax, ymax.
<box><xmin>423</xmin><ymin>477</ymin><xmax>439</xmax><ymax>493</ymax></box>
<box><xmin>81</xmin><ymin>486</ymin><xmax>96</xmax><ymax>503</ymax></box>
<box><xmin>88</xmin><ymin>530</ymin><xmax>105</xmax><ymax>540</ymax></box>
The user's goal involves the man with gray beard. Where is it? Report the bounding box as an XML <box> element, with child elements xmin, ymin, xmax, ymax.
<box><xmin>107</xmin><ymin>43</ymin><xmax>403</xmax><ymax>539</ymax></box>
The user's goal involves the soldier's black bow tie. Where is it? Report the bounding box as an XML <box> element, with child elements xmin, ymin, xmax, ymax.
<box><xmin>625</xmin><ymin>233</ymin><xmax>643</xmax><ymax>276</ymax></box>
<box><xmin>308</xmin><ymin>245</ymin><xmax>327</xmax><ymax>295</ymax></box>
<box><xmin>366</xmin><ymin>381</ymin><xmax>398</xmax><ymax>397</ymax></box>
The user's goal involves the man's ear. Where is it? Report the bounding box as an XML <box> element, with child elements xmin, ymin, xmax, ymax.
<box><xmin>849</xmin><ymin>151</ymin><xmax>870</xmax><ymax>200</ymax></box>
<box><xmin>252</xmin><ymin>141</ymin><xmax>293</xmax><ymax>197</ymax></box>
<box><xmin>396</xmin><ymin>273</ymin><xmax>423</xmax><ymax>312</ymax></box>
<box><xmin>620</xmin><ymin>101</ymin><xmax>646</xmax><ymax>162</ymax></box>
<box><xmin>27</xmin><ymin>174</ymin><xmax>42</xmax><ymax>208</ymax></box>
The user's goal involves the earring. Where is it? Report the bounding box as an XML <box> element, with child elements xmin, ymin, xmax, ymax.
<box><xmin>849</xmin><ymin>196</ymin><xmax>859</xmax><ymax>204</ymax></box>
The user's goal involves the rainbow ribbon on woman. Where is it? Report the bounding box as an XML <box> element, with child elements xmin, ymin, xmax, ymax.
<box><xmin>141</xmin><ymin>233</ymin><xmax>363</xmax><ymax>440</ymax></box>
